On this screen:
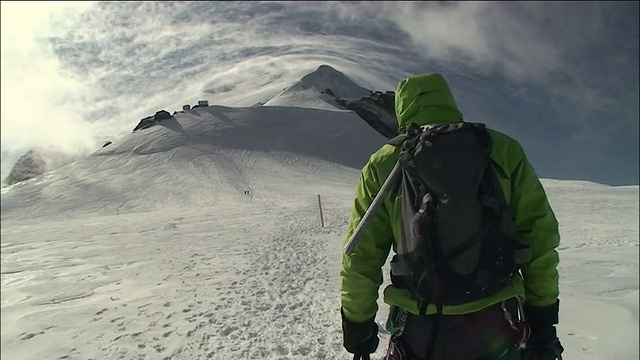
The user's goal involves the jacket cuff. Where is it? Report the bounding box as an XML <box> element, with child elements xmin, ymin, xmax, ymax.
<box><xmin>524</xmin><ymin>299</ymin><xmax>559</xmax><ymax>329</ymax></box>
<box><xmin>341</xmin><ymin>308</ymin><xmax>375</xmax><ymax>327</ymax></box>
<box><xmin>341</xmin><ymin>308</ymin><xmax>376</xmax><ymax>350</ymax></box>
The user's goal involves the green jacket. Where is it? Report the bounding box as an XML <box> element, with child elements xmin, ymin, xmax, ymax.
<box><xmin>340</xmin><ymin>73</ymin><xmax>560</xmax><ymax>323</ymax></box>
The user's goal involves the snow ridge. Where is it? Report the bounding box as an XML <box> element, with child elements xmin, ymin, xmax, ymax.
<box><xmin>264</xmin><ymin>65</ymin><xmax>372</xmax><ymax>109</ymax></box>
<box><xmin>0</xmin><ymin>105</ymin><xmax>384</xmax><ymax>220</ymax></box>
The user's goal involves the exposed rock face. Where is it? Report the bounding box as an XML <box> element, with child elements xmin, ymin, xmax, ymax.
<box><xmin>132</xmin><ymin>110</ymin><xmax>174</xmax><ymax>132</ymax></box>
<box><xmin>154</xmin><ymin>110</ymin><xmax>173</xmax><ymax>120</ymax></box>
<box><xmin>133</xmin><ymin>115</ymin><xmax>157</xmax><ymax>132</ymax></box>
<box><xmin>337</xmin><ymin>91</ymin><xmax>398</xmax><ymax>139</ymax></box>
<box><xmin>266</xmin><ymin>64</ymin><xmax>399</xmax><ymax>139</ymax></box>
<box><xmin>5</xmin><ymin>148</ymin><xmax>48</xmax><ymax>185</ymax></box>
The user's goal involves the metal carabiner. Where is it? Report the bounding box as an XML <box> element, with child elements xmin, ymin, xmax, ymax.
<box><xmin>384</xmin><ymin>338</ymin><xmax>407</xmax><ymax>360</ymax></box>
<box><xmin>501</xmin><ymin>298</ymin><xmax>531</xmax><ymax>350</ymax></box>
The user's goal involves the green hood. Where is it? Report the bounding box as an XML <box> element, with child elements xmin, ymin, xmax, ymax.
<box><xmin>394</xmin><ymin>73</ymin><xmax>464</xmax><ymax>130</ymax></box>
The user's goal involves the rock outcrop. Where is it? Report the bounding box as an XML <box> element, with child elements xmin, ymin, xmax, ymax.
<box><xmin>264</xmin><ymin>64</ymin><xmax>398</xmax><ymax>139</ymax></box>
<box><xmin>5</xmin><ymin>148</ymin><xmax>48</xmax><ymax>185</ymax></box>
<box><xmin>336</xmin><ymin>90</ymin><xmax>398</xmax><ymax>139</ymax></box>
<box><xmin>132</xmin><ymin>110</ymin><xmax>174</xmax><ymax>132</ymax></box>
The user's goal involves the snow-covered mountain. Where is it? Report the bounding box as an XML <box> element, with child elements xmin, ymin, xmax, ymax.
<box><xmin>262</xmin><ymin>64</ymin><xmax>398</xmax><ymax>138</ymax></box>
<box><xmin>264</xmin><ymin>65</ymin><xmax>372</xmax><ymax>109</ymax></box>
<box><xmin>1</xmin><ymin>65</ymin><xmax>638</xmax><ymax>360</ymax></box>
<box><xmin>1</xmin><ymin>104</ymin><xmax>385</xmax><ymax>220</ymax></box>
<box><xmin>3</xmin><ymin>65</ymin><xmax>392</xmax><ymax>187</ymax></box>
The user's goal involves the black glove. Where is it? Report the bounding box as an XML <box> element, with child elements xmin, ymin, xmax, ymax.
<box><xmin>522</xmin><ymin>300</ymin><xmax>564</xmax><ymax>360</ymax></box>
<box><xmin>341</xmin><ymin>308</ymin><xmax>379</xmax><ymax>359</ymax></box>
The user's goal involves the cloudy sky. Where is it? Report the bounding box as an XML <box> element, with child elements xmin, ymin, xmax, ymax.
<box><xmin>1</xmin><ymin>1</ymin><xmax>638</xmax><ymax>185</ymax></box>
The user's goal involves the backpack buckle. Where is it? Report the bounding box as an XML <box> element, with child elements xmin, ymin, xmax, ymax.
<box><xmin>514</xmin><ymin>245</ymin><xmax>532</xmax><ymax>265</ymax></box>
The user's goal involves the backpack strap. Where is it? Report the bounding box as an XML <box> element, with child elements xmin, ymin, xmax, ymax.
<box><xmin>480</xmin><ymin>172</ymin><xmax>533</xmax><ymax>266</ymax></box>
<box><xmin>424</xmin><ymin>303</ymin><xmax>443</xmax><ymax>360</ymax></box>
<box><xmin>387</xmin><ymin>134</ymin><xmax>408</xmax><ymax>147</ymax></box>
<box><xmin>384</xmin><ymin>125</ymin><xmax>423</xmax><ymax>202</ymax></box>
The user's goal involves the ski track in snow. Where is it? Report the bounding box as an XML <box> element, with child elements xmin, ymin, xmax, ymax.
<box><xmin>1</xmin><ymin>201</ymin><xmax>352</xmax><ymax>360</ymax></box>
<box><xmin>3</xmin><ymin>185</ymin><xmax>638</xmax><ymax>360</ymax></box>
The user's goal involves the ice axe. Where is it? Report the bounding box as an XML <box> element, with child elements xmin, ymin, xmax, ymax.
<box><xmin>343</xmin><ymin>161</ymin><xmax>402</xmax><ymax>256</ymax></box>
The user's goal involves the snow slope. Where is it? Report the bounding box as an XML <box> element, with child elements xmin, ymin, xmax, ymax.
<box><xmin>1</xmin><ymin>103</ymin><xmax>638</xmax><ymax>360</ymax></box>
<box><xmin>264</xmin><ymin>65</ymin><xmax>371</xmax><ymax>110</ymax></box>
<box><xmin>1</xmin><ymin>105</ymin><xmax>384</xmax><ymax>220</ymax></box>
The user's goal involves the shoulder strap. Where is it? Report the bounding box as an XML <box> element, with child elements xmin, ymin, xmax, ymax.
<box><xmin>387</xmin><ymin>134</ymin><xmax>408</xmax><ymax>147</ymax></box>
<box><xmin>384</xmin><ymin>131</ymin><xmax>412</xmax><ymax>200</ymax></box>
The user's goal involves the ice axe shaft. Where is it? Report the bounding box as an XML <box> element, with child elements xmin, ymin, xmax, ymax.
<box><xmin>344</xmin><ymin>161</ymin><xmax>402</xmax><ymax>256</ymax></box>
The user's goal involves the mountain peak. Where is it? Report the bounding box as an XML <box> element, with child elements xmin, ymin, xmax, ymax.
<box><xmin>263</xmin><ymin>64</ymin><xmax>372</xmax><ymax>109</ymax></box>
<box><xmin>301</xmin><ymin>64</ymin><xmax>348</xmax><ymax>82</ymax></box>
<box><xmin>298</xmin><ymin>65</ymin><xmax>370</xmax><ymax>99</ymax></box>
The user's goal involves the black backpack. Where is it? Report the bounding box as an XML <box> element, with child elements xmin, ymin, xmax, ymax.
<box><xmin>387</xmin><ymin>121</ymin><xmax>531</xmax><ymax>315</ymax></box>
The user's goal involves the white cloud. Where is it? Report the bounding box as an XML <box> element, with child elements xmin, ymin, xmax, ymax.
<box><xmin>366</xmin><ymin>2</ymin><xmax>592</xmax><ymax>82</ymax></box>
<box><xmin>1</xmin><ymin>2</ymin><xmax>97</xmax><ymax>180</ymax></box>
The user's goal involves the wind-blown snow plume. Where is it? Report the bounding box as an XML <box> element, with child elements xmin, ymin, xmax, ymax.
<box><xmin>2</xmin><ymin>2</ymin><xmax>637</xmax><ymax>185</ymax></box>
<box><xmin>1</xmin><ymin>2</ymin><xmax>98</xmax><ymax>182</ymax></box>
